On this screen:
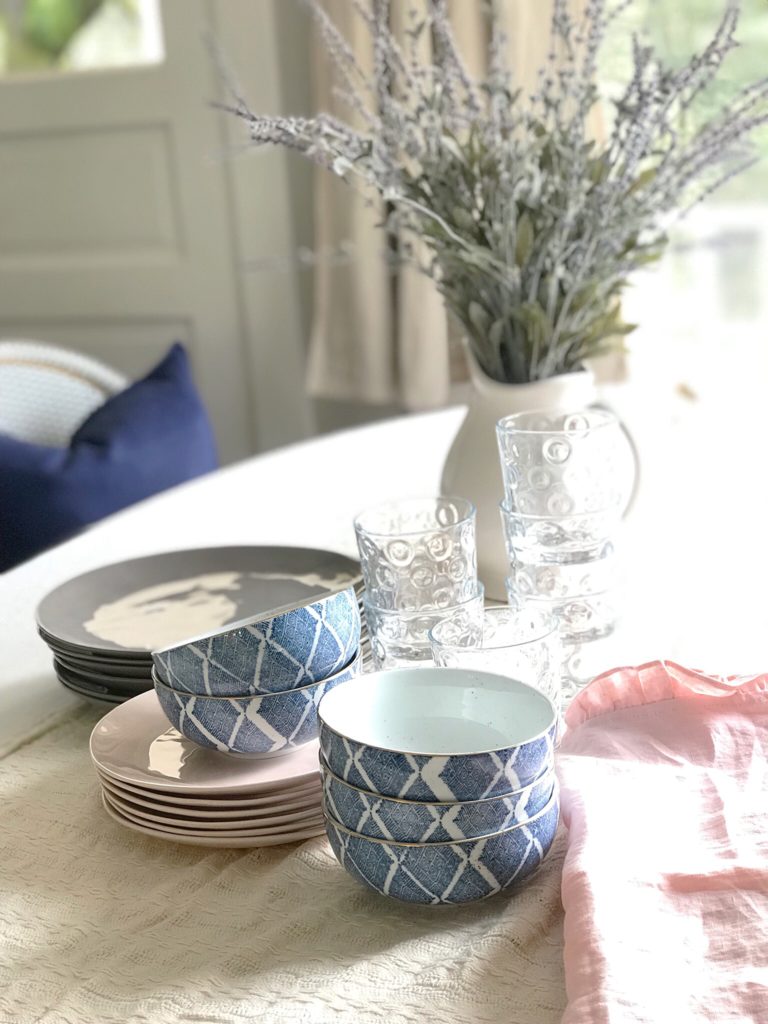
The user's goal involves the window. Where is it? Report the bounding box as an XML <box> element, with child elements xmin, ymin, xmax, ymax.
<box><xmin>598</xmin><ymin>0</ymin><xmax>768</xmax><ymax>403</ymax></box>
<box><xmin>0</xmin><ymin>0</ymin><xmax>164</xmax><ymax>76</ymax></box>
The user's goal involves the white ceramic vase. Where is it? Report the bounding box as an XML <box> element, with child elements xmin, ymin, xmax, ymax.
<box><xmin>441</xmin><ymin>347</ymin><xmax>598</xmax><ymax>601</ymax></box>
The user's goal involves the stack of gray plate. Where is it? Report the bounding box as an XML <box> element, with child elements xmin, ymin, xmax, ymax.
<box><xmin>36</xmin><ymin>546</ymin><xmax>364</xmax><ymax>705</ymax></box>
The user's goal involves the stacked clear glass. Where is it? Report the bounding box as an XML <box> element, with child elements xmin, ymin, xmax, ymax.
<box><xmin>354</xmin><ymin>497</ymin><xmax>481</xmax><ymax>669</ymax></box>
<box><xmin>496</xmin><ymin>410</ymin><xmax>631</xmax><ymax>700</ymax></box>
<box><xmin>429</xmin><ymin>606</ymin><xmax>561</xmax><ymax>715</ymax></box>
<box><xmin>364</xmin><ymin>586</ymin><xmax>485</xmax><ymax>670</ymax></box>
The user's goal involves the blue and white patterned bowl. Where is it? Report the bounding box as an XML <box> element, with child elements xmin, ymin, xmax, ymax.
<box><xmin>318</xmin><ymin>667</ymin><xmax>557</xmax><ymax>801</ymax></box>
<box><xmin>152</xmin><ymin>586</ymin><xmax>360</xmax><ymax>696</ymax></box>
<box><xmin>321</xmin><ymin>756</ymin><xmax>555</xmax><ymax>842</ymax></box>
<box><xmin>153</xmin><ymin>651</ymin><xmax>362</xmax><ymax>758</ymax></box>
<box><xmin>324</xmin><ymin>786</ymin><xmax>560</xmax><ymax>905</ymax></box>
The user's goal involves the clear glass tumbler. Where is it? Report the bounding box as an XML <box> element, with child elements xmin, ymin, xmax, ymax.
<box><xmin>429</xmin><ymin>606</ymin><xmax>561</xmax><ymax>711</ymax></box>
<box><xmin>496</xmin><ymin>409</ymin><xmax>633</xmax><ymax>517</ymax></box>
<box><xmin>500</xmin><ymin>503</ymin><xmax>620</xmax><ymax>603</ymax></box>
<box><xmin>499</xmin><ymin>498</ymin><xmax>623</xmax><ymax>703</ymax></box>
<box><xmin>503</xmin><ymin>578</ymin><xmax>620</xmax><ymax>645</ymax></box>
<box><xmin>354</xmin><ymin>496</ymin><xmax>476</xmax><ymax>611</ymax></box>
<box><xmin>364</xmin><ymin>584</ymin><xmax>485</xmax><ymax>670</ymax></box>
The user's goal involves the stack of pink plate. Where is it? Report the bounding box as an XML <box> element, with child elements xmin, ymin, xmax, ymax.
<box><xmin>89</xmin><ymin>691</ymin><xmax>325</xmax><ymax>847</ymax></box>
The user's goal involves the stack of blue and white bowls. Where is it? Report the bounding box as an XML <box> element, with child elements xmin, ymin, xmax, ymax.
<box><xmin>318</xmin><ymin>666</ymin><xmax>559</xmax><ymax>905</ymax></box>
<box><xmin>150</xmin><ymin>586</ymin><xmax>362</xmax><ymax>758</ymax></box>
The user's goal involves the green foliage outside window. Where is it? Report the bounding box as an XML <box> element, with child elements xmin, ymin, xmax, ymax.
<box><xmin>24</xmin><ymin>0</ymin><xmax>104</xmax><ymax>56</ymax></box>
<box><xmin>0</xmin><ymin>0</ymin><xmax>141</xmax><ymax>74</ymax></box>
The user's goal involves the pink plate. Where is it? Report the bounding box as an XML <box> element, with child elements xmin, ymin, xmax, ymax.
<box><xmin>101</xmin><ymin>782</ymin><xmax>323</xmax><ymax>830</ymax></box>
<box><xmin>101</xmin><ymin>792</ymin><xmax>326</xmax><ymax>847</ymax></box>
<box><xmin>97</xmin><ymin>773</ymin><xmax>322</xmax><ymax>818</ymax></box>
<box><xmin>95</xmin><ymin>772</ymin><xmax>322</xmax><ymax>808</ymax></box>
<box><xmin>102</xmin><ymin>790</ymin><xmax>324</xmax><ymax>837</ymax></box>
<box><xmin>90</xmin><ymin>691</ymin><xmax>322</xmax><ymax>794</ymax></box>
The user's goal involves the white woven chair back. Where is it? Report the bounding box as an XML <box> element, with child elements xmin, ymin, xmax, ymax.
<box><xmin>0</xmin><ymin>341</ymin><xmax>128</xmax><ymax>446</ymax></box>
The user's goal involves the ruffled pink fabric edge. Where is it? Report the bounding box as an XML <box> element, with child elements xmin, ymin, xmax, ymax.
<box><xmin>564</xmin><ymin>659</ymin><xmax>768</xmax><ymax>730</ymax></box>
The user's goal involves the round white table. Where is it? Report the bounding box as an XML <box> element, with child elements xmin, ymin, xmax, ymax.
<box><xmin>5</xmin><ymin>397</ymin><xmax>766</xmax><ymax>749</ymax></box>
<box><xmin>2</xmin><ymin>403</ymin><xmax>766</xmax><ymax>1024</ymax></box>
<box><xmin>0</xmin><ymin>409</ymin><xmax>460</xmax><ymax>749</ymax></box>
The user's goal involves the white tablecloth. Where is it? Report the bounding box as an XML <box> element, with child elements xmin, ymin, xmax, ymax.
<box><xmin>2</xmin><ymin>401</ymin><xmax>767</xmax><ymax>1023</ymax></box>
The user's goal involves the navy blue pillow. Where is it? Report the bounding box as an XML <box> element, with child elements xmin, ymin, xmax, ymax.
<box><xmin>0</xmin><ymin>343</ymin><xmax>218</xmax><ymax>571</ymax></box>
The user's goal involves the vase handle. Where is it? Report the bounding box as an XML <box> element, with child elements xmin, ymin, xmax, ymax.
<box><xmin>589</xmin><ymin>401</ymin><xmax>641</xmax><ymax>518</ymax></box>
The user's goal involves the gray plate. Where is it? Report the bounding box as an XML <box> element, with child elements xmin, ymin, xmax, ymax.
<box><xmin>53</xmin><ymin>658</ymin><xmax>151</xmax><ymax>697</ymax></box>
<box><xmin>38</xmin><ymin>628</ymin><xmax>151</xmax><ymax>665</ymax></box>
<box><xmin>37</xmin><ymin>546</ymin><xmax>362</xmax><ymax>657</ymax></box>
<box><xmin>57</xmin><ymin>675</ymin><xmax>124</xmax><ymax>705</ymax></box>
<box><xmin>49</xmin><ymin>649</ymin><xmax>151</xmax><ymax>680</ymax></box>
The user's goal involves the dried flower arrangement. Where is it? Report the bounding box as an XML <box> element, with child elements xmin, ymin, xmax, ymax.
<box><xmin>222</xmin><ymin>0</ymin><xmax>768</xmax><ymax>383</ymax></box>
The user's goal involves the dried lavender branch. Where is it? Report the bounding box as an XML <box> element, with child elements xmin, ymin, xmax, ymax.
<box><xmin>676</xmin><ymin>0</ymin><xmax>739</xmax><ymax>113</ymax></box>
<box><xmin>303</xmin><ymin>0</ymin><xmax>380</xmax><ymax>129</ymax></box>
<box><xmin>204</xmin><ymin>31</ymin><xmax>254</xmax><ymax>120</ymax></box>
<box><xmin>430</xmin><ymin>0</ymin><xmax>482</xmax><ymax>117</ymax></box>
<box><xmin>224</xmin><ymin>0</ymin><xmax>768</xmax><ymax>382</ymax></box>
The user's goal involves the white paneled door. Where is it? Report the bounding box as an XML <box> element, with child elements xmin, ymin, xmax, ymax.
<box><xmin>0</xmin><ymin>0</ymin><xmax>301</xmax><ymax>462</ymax></box>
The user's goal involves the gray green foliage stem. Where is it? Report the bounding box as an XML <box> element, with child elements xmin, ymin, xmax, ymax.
<box><xmin>222</xmin><ymin>0</ymin><xmax>768</xmax><ymax>383</ymax></box>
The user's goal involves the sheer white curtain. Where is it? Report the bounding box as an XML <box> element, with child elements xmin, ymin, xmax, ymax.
<box><xmin>306</xmin><ymin>1</ymin><xmax>572</xmax><ymax>411</ymax></box>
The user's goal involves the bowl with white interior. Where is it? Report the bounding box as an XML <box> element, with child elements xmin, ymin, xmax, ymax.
<box><xmin>317</xmin><ymin>666</ymin><xmax>556</xmax><ymax>801</ymax></box>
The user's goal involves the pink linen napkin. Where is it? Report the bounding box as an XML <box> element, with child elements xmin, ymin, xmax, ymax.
<box><xmin>557</xmin><ymin>660</ymin><xmax>768</xmax><ymax>1024</ymax></box>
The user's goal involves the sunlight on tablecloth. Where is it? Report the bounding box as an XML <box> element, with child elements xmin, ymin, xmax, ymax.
<box><xmin>0</xmin><ymin>707</ymin><xmax>566</xmax><ymax>1024</ymax></box>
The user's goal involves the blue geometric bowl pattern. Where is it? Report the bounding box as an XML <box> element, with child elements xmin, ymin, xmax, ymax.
<box><xmin>154</xmin><ymin>652</ymin><xmax>361</xmax><ymax>758</ymax></box>
<box><xmin>152</xmin><ymin>586</ymin><xmax>360</xmax><ymax>697</ymax></box>
<box><xmin>324</xmin><ymin>788</ymin><xmax>560</xmax><ymax>904</ymax></box>
<box><xmin>321</xmin><ymin>760</ymin><xmax>555</xmax><ymax>842</ymax></box>
<box><xmin>318</xmin><ymin>721</ymin><xmax>556</xmax><ymax>801</ymax></box>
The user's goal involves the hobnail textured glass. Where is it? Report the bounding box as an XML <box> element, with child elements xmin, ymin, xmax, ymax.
<box><xmin>506</xmin><ymin>559</ymin><xmax>618</xmax><ymax>603</ymax></box>
<box><xmin>501</xmin><ymin>516</ymin><xmax>620</xmax><ymax>606</ymax></box>
<box><xmin>496</xmin><ymin>409</ymin><xmax>633</xmax><ymax>517</ymax></box>
<box><xmin>559</xmin><ymin>635</ymin><xmax>622</xmax><ymax>703</ymax></box>
<box><xmin>501</xmin><ymin>502</ymin><xmax>622</xmax><ymax>645</ymax></box>
<box><xmin>354</xmin><ymin>497</ymin><xmax>476</xmax><ymax>611</ymax></box>
<box><xmin>499</xmin><ymin>503</ymin><xmax>620</xmax><ymax>564</ymax></box>
<box><xmin>504</xmin><ymin>579</ymin><xmax>619</xmax><ymax>645</ymax></box>
<box><xmin>364</xmin><ymin>586</ymin><xmax>485</xmax><ymax>670</ymax></box>
<box><xmin>429</xmin><ymin>606</ymin><xmax>561</xmax><ymax>712</ymax></box>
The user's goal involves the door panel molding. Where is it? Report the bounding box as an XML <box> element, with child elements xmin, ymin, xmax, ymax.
<box><xmin>0</xmin><ymin>0</ymin><xmax>257</xmax><ymax>461</ymax></box>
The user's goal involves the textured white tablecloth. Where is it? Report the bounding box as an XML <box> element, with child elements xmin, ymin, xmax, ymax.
<box><xmin>2</xmin><ymin>397</ymin><xmax>767</xmax><ymax>1023</ymax></box>
<box><xmin>0</xmin><ymin>707</ymin><xmax>568</xmax><ymax>1024</ymax></box>
<box><xmin>0</xmin><ymin>409</ymin><xmax>568</xmax><ymax>1024</ymax></box>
